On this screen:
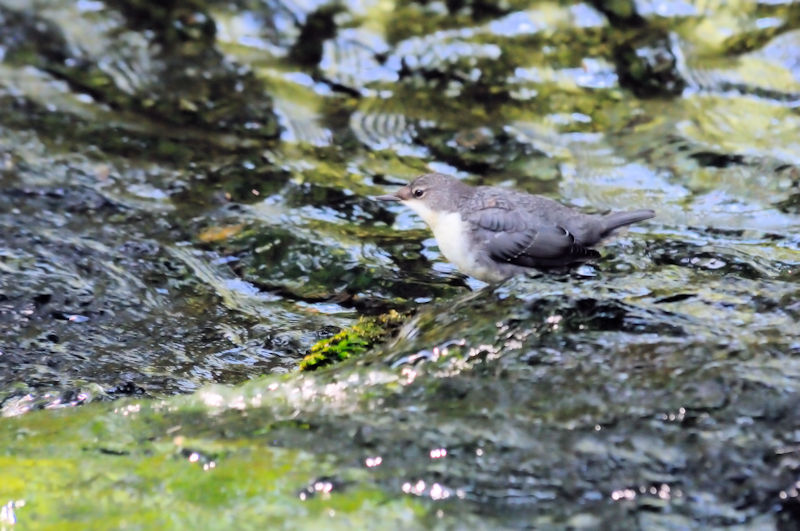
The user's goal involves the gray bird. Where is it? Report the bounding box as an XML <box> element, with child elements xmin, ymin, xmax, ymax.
<box><xmin>376</xmin><ymin>173</ymin><xmax>655</xmax><ymax>282</ymax></box>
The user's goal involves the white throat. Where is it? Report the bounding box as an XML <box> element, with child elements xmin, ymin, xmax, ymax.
<box><xmin>403</xmin><ymin>199</ymin><xmax>442</xmax><ymax>228</ymax></box>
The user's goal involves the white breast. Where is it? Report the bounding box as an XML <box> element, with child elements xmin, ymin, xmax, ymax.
<box><xmin>430</xmin><ymin>211</ymin><xmax>475</xmax><ymax>271</ymax></box>
<box><xmin>403</xmin><ymin>200</ymin><xmax>500</xmax><ymax>281</ymax></box>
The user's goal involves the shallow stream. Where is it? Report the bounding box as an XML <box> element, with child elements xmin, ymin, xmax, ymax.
<box><xmin>2</xmin><ymin>0</ymin><xmax>800</xmax><ymax>527</ymax></box>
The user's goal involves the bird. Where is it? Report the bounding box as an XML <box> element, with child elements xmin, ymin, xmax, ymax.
<box><xmin>375</xmin><ymin>172</ymin><xmax>655</xmax><ymax>282</ymax></box>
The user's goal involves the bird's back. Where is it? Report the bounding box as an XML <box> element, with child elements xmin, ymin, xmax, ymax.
<box><xmin>461</xmin><ymin>186</ymin><xmax>635</xmax><ymax>245</ymax></box>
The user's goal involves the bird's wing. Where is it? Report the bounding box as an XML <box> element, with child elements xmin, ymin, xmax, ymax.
<box><xmin>469</xmin><ymin>208</ymin><xmax>599</xmax><ymax>267</ymax></box>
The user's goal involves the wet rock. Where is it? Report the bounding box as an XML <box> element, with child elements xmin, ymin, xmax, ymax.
<box><xmin>289</xmin><ymin>4</ymin><xmax>345</xmax><ymax>67</ymax></box>
<box><xmin>417</xmin><ymin>125</ymin><xmax>543</xmax><ymax>175</ymax></box>
<box><xmin>0</xmin><ymin>5</ymin><xmax>70</xmax><ymax>64</ymax></box>
<box><xmin>443</xmin><ymin>0</ymin><xmax>516</xmax><ymax>21</ymax></box>
<box><xmin>777</xmin><ymin>192</ymin><xmax>800</xmax><ymax>214</ymax></box>
<box><xmin>614</xmin><ymin>31</ymin><xmax>686</xmax><ymax>97</ymax></box>
<box><xmin>106</xmin><ymin>0</ymin><xmax>217</xmax><ymax>45</ymax></box>
<box><xmin>389</xmin><ymin>29</ymin><xmax>513</xmax><ymax>101</ymax></box>
<box><xmin>1</xmin><ymin>2</ymin><xmax>278</xmax><ymax>137</ymax></box>
<box><xmin>588</xmin><ymin>0</ymin><xmax>644</xmax><ymax>27</ymax></box>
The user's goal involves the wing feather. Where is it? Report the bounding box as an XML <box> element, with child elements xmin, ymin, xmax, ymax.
<box><xmin>470</xmin><ymin>208</ymin><xmax>599</xmax><ymax>267</ymax></box>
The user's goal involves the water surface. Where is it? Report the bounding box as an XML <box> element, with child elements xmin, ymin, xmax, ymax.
<box><xmin>1</xmin><ymin>0</ymin><xmax>800</xmax><ymax>527</ymax></box>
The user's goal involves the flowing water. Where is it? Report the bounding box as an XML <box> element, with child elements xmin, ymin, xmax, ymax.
<box><xmin>1</xmin><ymin>0</ymin><xmax>800</xmax><ymax>528</ymax></box>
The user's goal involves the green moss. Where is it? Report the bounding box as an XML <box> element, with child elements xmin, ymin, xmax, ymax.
<box><xmin>0</xmin><ymin>401</ymin><xmax>429</xmax><ymax>529</ymax></box>
<box><xmin>300</xmin><ymin>310</ymin><xmax>408</xmax><ymax>371</ymax></box>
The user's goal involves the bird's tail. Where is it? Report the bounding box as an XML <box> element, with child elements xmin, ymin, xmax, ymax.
<box><xmin>601</xmin><ymin>209</ymin><xmax>655</xmax><ymax>236</ymax></box>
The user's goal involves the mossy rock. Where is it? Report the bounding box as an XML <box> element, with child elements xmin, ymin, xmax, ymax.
<box><xmin>300</xmin><ymin>310</ymin><xmax>408</xmax><ymax>371</ymax></box>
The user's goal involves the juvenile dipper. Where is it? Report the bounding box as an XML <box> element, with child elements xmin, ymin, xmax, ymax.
<box><xmin>376</xmin><ymin>173</ymin><xmax>654</xmax><ymax>282</ymax></box>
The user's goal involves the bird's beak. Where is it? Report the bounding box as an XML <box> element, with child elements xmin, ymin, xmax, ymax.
<box><xmin>374</xmin><ymin>193</ymin><xmax>401</xmax><ymax>202</ymax></box>
<box><xmin>374</xmin><ymin>185</ymin><xmax>412</xmax><ymax>202</ymax></box>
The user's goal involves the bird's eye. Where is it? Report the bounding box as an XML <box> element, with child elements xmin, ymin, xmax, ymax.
<box><xmin>413</xmin><ymin>189</ymin><xmax>424</xmax><ymax>198</ymax></box>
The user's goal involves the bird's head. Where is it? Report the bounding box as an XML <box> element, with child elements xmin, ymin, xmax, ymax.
<box><xmin>375</xmin><ymin>173</ymin><xmax>469</xmax><ymax>225</ymax></box>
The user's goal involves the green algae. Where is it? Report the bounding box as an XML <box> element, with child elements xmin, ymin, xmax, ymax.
<box><xmin>0</xmin><ymin>399</ymin><xmax>429</xmax><ymax>529</ymax></box>
<box><xmin>300</xmin><ymin>310</ymin><xmax>408</xmax><ymax>371</ymax></box>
